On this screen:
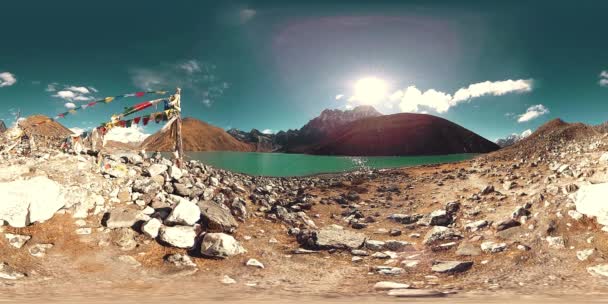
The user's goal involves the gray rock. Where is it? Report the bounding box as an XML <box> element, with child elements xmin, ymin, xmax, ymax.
<box><xmin>168</xmin><ymin>165</ymin><xmax>183</xmax><ymax>181</ymax></box>
<box><xmin>418</xmin><ymin>210</ymin><xmax>452</xmax><ymax>226</ymax></box>
<box><xmin>456</xmin><ymin>242</ymin><xmax>481</xmax><ymax>256</ymax></box>
<box><xmin>384</xmin><ymin>240</ymin><xmax>414</xmax><ymax>252</ymax></box>
<box><xmin>495</xmin><ymin>218</ymin><xmax>521</xmax><ymax>231</ymax></box>
<box><xmin>388</xmin><ymin>214</ymin><xmax>422</xmax><ymax>224</ymax></box>
<box><xmin>159</xmin><ymin>226</ymin><xmax>197</xmax><ymax>248</ymax></box>
<box><xmin>200</xmin><ymin>233</ymin><xmax>246</xmax><ymax>259</ymax></box>
<box><xmin>546</xmin><ymin>236</ymin><xmax>565</xmax><ymax>249</ymax></box>
<box><xmin>423</xmin><ymin>226</ymin><xmax>463</xmax><ymax>245</ymax></box>
<box><xmin>173</xmin><ymin>183</ymin><xmax>192</xmax><ymax>197</ymax></box>
<box><xmin>365</xmin><ymin>240</ymin><xmax>386</xmax><ymax>251</ymax></box>
<box><xmin>165</xmin><ymin>253</ymin><xmax>197</xmax><ymax>268</ymax></box>
<box><xmin>465</xmin><ymin>220</ymin><xmax>489</xmax><ymax>231</ymax></box>
<box><xmin>431</xmin><ymin>261</ymin><xmax>473</xmax><ymax>273</ymax></box>
<box><xmin>104</xmin><ymin>208</ymin><xmax>145</xmax><ymax>228</ymax></box>
<box><xmin>481</xmin><ymin>241</ymin><xmax>507</xmax><ymax>253</ymax></box>
<box><xmin>198</xmin><ymin>201</ymin><xmax>239</xmax><ymax>233</ymax></box>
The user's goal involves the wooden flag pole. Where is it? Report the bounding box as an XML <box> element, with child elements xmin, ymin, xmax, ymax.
<box><xmin>173</xmin><ymin>88</ymin><xmax>184</xmax><ymax>168</ymax></box>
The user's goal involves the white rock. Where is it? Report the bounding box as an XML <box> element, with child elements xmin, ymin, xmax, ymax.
<box><xmin>166</xmin><ymin>199</ymin><xmax>200</xmax><ymax>226</ymax></box>
<box><xmin>159</xmin><ymin>226</ymin><xmax>196</xmax><ymax>248</ymax></box>
<box><xmin>76</xmin><ymin>227</ymin><xmax>92</xmax><ymax>235</ymax></box>
<box><xmin>599</xmin><ymin>153</ymin><xmax>608</xmax><ymax>163</ymax></box>
<box><xmin>147</xmin><ymin>164</ymin><xmax>168</xmax><ymax>177</ymax></box>
<box><xmin>0</xmin><ymin>263</ymin><xmax>25</xmax><ymax>280</ymax></box>
<box><xmin>0</xmin><ymin>176</ymin><xmax>65</xmax><ymax>227</ymax></box>
<box><xmin>245</xmin><ymin>258</ymin><xmax>264</xmax><ymax>269</ymax></box>
<box><xmin>4</xmin><ymin>233</ymin><xmax>31</xmax><ymax>248</ymax></box>
<box><xmin>588</xmin><ymin>264</ymin><xmax>608</xmax><ymax>278</ymax></box>
<box><xmin>568</xmin><ymin>210</ymin><xmax>584</xmax><ymax>221</ymax></box>
<box><xmin>577</xmin><ymin>249</ymin><xmax>596</xmax><ymax>261</ymax></box>
<box><xmin>575</xmin><ymin>183</ymin><xmax>608</xmax><ymax>225</ymax></box>
<box><xmin>142</xmin><ymin>218</ymin><xmax>162</xmax><ymax>238</ymax></box>
<box><xmin>221</xmin><ymin>275</ymin><xmax>237</xmax><ymax>284</ymax></box>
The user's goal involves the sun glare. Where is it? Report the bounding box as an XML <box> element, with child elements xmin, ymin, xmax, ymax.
<box><xmin>354</xmin><ymin>77</ymin><xmax>388</xmax><ymax>105</ymax></box>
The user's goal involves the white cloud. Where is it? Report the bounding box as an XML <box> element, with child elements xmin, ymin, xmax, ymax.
<box><xmin>73</xmin><ymin>95</ymin><xmax>92</xmax><ymax>101</ymax></box>
<box><xmin>64</xmin><ymin>102</ymin><xmax>76</xmax><ymax>109</ymax></box>
<box><xmin>65</xmin><ymin>86</ymin><xmax>90</xmax><ymax>94</ymax></box>
<box><xmin>600</xmin><ymin>70</ymin><xmax>608</xmax><ymax>87</ymax></box>
<box><xmin>452</xmin><ymin>79</ymin><xmax>533</xmax><ymax>103</ymax></box>
<box><xmin>517</xmin><ymin>104</ymin><xmax>549</xmax><ymax>123</ymax></box>
<box><xmin>397</xmin><ymin>86</ymin><xmax>452</xmax><ymax>113</ymax></box>
<box><xmin>346</xmin><ymin>78</ymin><xmax>533</xmax><ymax>114</ymax></box>
<box><xmin>0</xmin><ymin>72</ymin><xmax>17</xmax><ymax>87</ymax></box>
<box><xmin>104</xmin><ymin>125</ymin><xmax>150</xmax><ymax>144</ymax></box>
<box><xmin>261</xmin><ymin>129</ymin><xmax>274</xmax><ymax>134</ymax></box>
<box><xmin>88</xmin><ymin>86</ymin><xmax>98</xmax><ymax>93</ymax></box>
<box><xmin>240</xmin><ymin>9</ymin><xmax>256</xmax><ymax>23</ymax></box>
<box><xmin>54</xmin><ymin>90</ymin><xmax>77</xmax><ymax>100</ymax></box>
<box><xmin>521</xmin><ymin>129</ymin><xmax>532</xmax><ymax>138</ymax></box>
<box><xmin>335</xmin><ymin>94</ymin><xmax>344</xmax><ymax>100</ymax></box>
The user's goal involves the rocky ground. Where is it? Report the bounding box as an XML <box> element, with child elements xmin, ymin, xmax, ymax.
<box><xmin>2</xmin><ymin>131</ymin><xmax>608</xmax><ymax>302</ymax></box>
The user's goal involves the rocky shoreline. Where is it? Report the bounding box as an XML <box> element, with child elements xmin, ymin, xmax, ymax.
<box><xmin>1</xmin><ymin>130</ymin><xmax>608</xmax><ymax>300</ymax></box>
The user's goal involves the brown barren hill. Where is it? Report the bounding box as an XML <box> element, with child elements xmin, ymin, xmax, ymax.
<box><xmin>306</xmin><ymin>113</ymin><xmax>499</xmax><ymax>156</ymax></box>
<box><xmin>20</xmin><ymin>115</ymin><xmax>73</xmax><ymax>137</ymax></box>
<box><xmin>141</xmin><ymin>117</ymin><xmax>254</xmax><ymax>152</ymax></box>
<box><xmin>490</xmin><ymin>118</ymin><xmax>600</xmax><ymax>160</ymax></box>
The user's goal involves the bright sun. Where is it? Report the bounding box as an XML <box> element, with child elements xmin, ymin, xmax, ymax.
<box><xmin>354</xmin><ymin>77</ymin><xmax>388</xmax><ymax>105</ymax></box>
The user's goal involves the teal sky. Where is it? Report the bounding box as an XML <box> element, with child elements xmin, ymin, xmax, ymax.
<box><xmin>1</xmin><ymin>0</ymin><xmax>607</xmax><ymax>141</ymax></box>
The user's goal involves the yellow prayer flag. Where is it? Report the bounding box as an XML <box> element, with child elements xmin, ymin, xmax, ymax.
<box><xmin>104</xmin><ymin>97</ymin><xmax>114</xmax><ymax>103</ymax></box>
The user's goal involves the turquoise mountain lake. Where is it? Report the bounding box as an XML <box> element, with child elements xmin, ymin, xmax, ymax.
<box><xmin>185</xmin><ymin>152</ymin><xmax>477</xmax><ymax>177</ymax></box>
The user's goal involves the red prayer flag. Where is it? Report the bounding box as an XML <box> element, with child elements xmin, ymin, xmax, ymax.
<box><xmin>135</xmin><ymin>92</ymin><xmax>145</xmax><ymax>97</ymax></box>
<box><xmin>143</xmin><ymin>117</ymin><xmax>150</xmax><ymax>126</ymax></box>
<box><xmin>134</xmin><ymin>117</ymin><xmax>141</xmax><ymax>124</ymax></box>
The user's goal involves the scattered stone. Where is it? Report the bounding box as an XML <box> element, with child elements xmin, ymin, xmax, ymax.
<box><xmin>577</xmin><ymin>249</ymin><xmax>596</xmax><ymax>261</ymax></box>
<box><xmin>546</xmin><ymin>236</ymin><xmax>565</xmax><ymax>249</ymax></box>
<box><xmin>159</xmin><ymin>226</ymin><xmax>197</xmax><ymax>248</ymax></box>
<box><xmin>165</xmin><ymin>253</ymin><xmax>197</xmax><ymax>268</ymax></box>
<box><xmin>588</xmin><ymin>265</ymin><xmax>608</xmax><ymax>278</ymax></box>
<box><xmin>246</xmin><ymin>258</ymin><xmax>264</xmax><ymax>269</ymax></box>
<box><xmin>147</xmin><ymin>164</ymin><xmax>168</xmax><ymax>177</ymax></box>
<box><xmin>4</xmin><ymin>233</ymin><xmax>31</xmax><ymax>249</ymax></box>
<box><xmin>374</xmin><ymin>266</ymin><xmax>404</xmax><ymax>275</ymax></box>
<box><xmin>481</xmin><ymin>185</ymin><xmax>495</xmax><ymax>195</ymax></box>
<box><xmin>384</xmin><ymin>240</ymin><xmax>413</xmax><ymax>252</ymax></box>
<box><xmin>351</xmin><ymin>249</ymin><xmax>369</xmax><ymax>256</ymax></box>
<box><xmin>373</xmin><ymin>281</ymin><xmax>411</xmax><ymax>290</ymax></box>
<box><xmin>28</xmin><ymin>243</ymin><xmax>53</xmax><ymax>257</ymax></box>
<box><xmin>200</xmin><ymin>233</ymin><xmax>246</xmax><ymax>258</ymax></box>
<box><xmin>431</xmin><ymin>261</ymin><xmax>473</xmax><ymax>274</ymax></box>
<box><xmin>481</xmin><ymin>241</ymin><xmax>507</xmax><ymax>253</ymax></box>
<box><xmin>495</xmin><ymin>219</ymin><xmax>521</xmax><ymax>231</ymax></box>
<box><xmin>221</xmin><ymin>275</ymin><xmax>237</xmax><ymax>284</ymax></box>
<box><xmin>298</xmin><ymin>225</ymin><xmax>366</xmax><ymax>250</ymax></box>
<box><xmin>0</xmin><ymin>263</ymin><xmax>25</xmax><ymax>280</ymax></box>
<box><xmin>114</xmin><ymin>255</ymin><xmax>141</xmax><ymax>267</ymax></box>
<box><xmin>456</xmin><ymin>242</ymin><xmax>481</xmax><ymax>256</ymax></box>
<box><xmin>113</xmin><ymin>228</ymin><xmax>137</xmax><ymax>251</ymax></box>
<box><xmin>568</xmin><ymin>210</ymin><xmax>584</xmax><ymax>221</ymax></box>
<box><xmin>365</xmin><ymin>240</ymin><xmax>386</xmax><ymax>251</ymax></box>
<box><xmin>465</xmin><ymin>220</ymin><xmax>489</xmax><ymax>231</ymax></box>
<box><xmin>76</xmin><ymin>227</ymin><xmax>92</xmax><ymax>235</ymax></box>
<box><xmin>423</xmin><ymin>226</ymin><xmax>463</xmax><ymax>245</ymax></box>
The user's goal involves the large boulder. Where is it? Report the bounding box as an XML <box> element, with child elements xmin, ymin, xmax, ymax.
<box><xmin>200</xmin><ymin>233</ymin><xmax>246</xmax><ymax>259</ymax></box>
<box><xmin>198</xmin><ymin>201</ymin><xmax>239</xmax><ymax>233</ymax></box>
<box><xmin>146</xmin><ymin>164</ymin><xmax>168</xmax><ymax>177</ymax></box>
<box><xmin>159</xmin><ymin>226</ymin><xmax>197</xmax><ymax>248</ymax></box>
<box><xmin>0</xmin><ymin>176</ymin><xmax>65</xmax><ymax>228</ymax></box>
<box><xmin>575</xmin><ymin>183</ymin><xmax>608</xmax><ymax>225</ymax></box>
<box><xmin>166</xmin><ymin>199</ymin><xmax>200</xmax><ymax>226</ymax></box>
<box><xmin>297</xmin><ymin>225</ymin><xmax>366</xmax><ymax>250</ymax></box>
